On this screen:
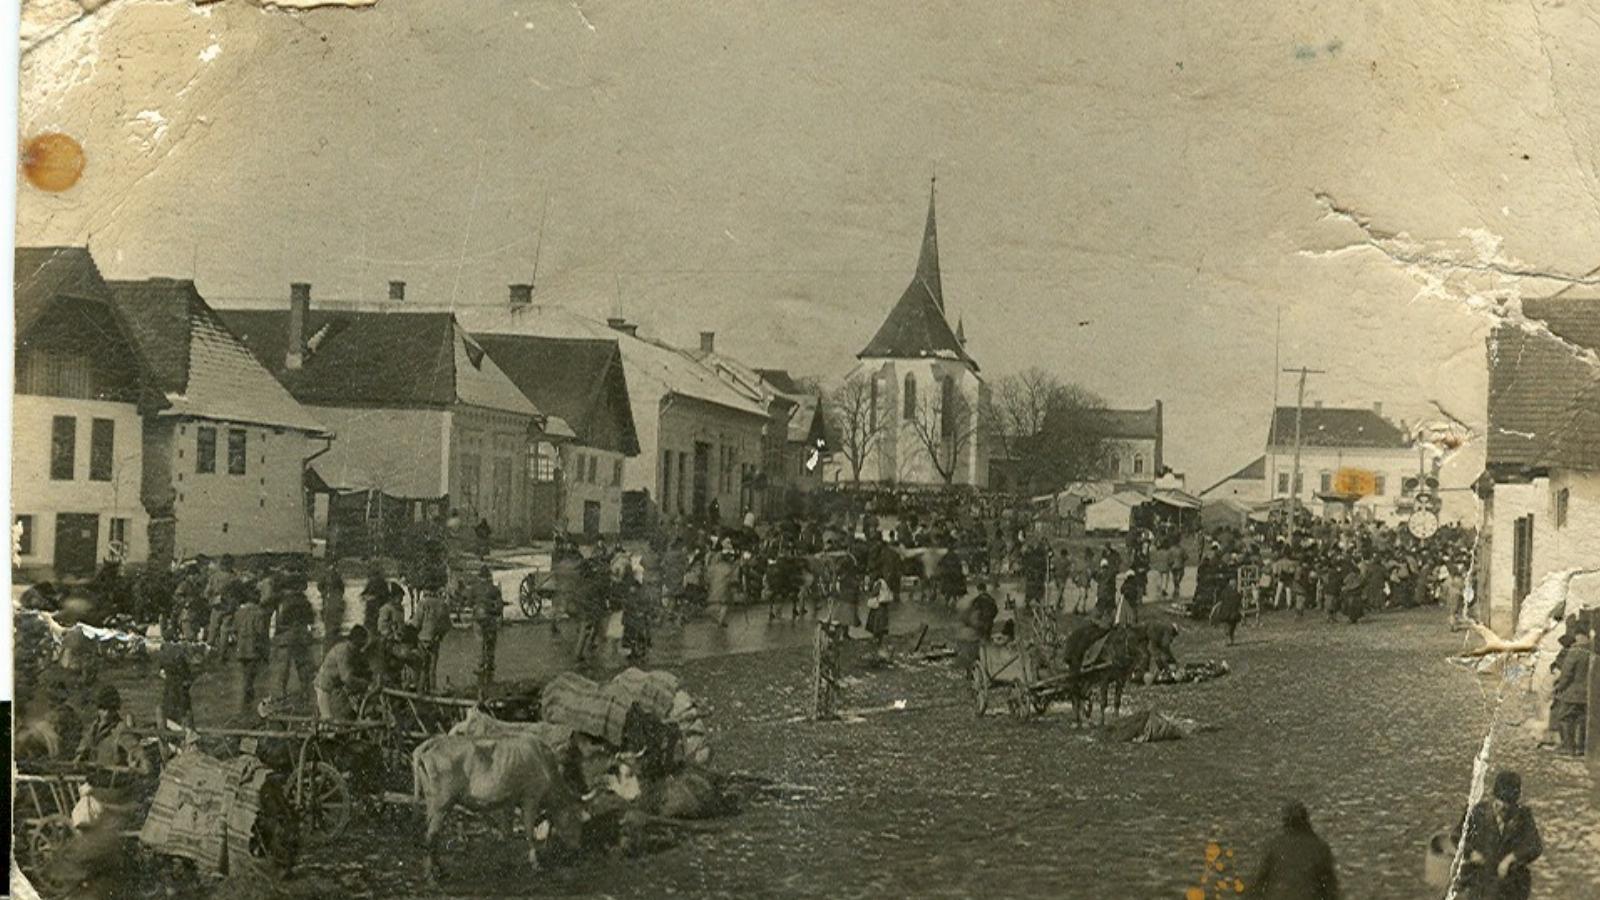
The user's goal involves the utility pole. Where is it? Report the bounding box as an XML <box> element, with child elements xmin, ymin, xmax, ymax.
<box><xmin>1282</xmin><ymin>366</ymin><xmax>1325</xmax><ymax>541</ymax></box>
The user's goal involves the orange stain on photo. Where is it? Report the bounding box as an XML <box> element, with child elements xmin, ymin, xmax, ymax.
<box><xmin>21</xmin><ymin>132</ymin><xmax>86</xmax><ymax>192</ymax></box>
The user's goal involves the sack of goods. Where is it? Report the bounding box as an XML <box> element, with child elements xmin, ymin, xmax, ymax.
<box><xmin>541</xmin><ymin>672</ymin><xmax>634</xmax><ymax>747</ymax></box>
<box><xmin>138</xmin><ymin>750</ymin><xmax>294</xmax><ymax>875</ymax></box>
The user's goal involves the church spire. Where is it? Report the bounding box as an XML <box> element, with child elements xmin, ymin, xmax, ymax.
<box><xmin>956</xmin><ymin>315</ymin><xmax>966</xmax><ymax>344</ymax></box>
<box><xmin>917</xmin><ymin>177</ymin><xmax>943</xmax><ymax>311</ymax></box>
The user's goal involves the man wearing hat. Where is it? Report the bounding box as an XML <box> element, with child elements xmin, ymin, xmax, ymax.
<box><xmin>472</xmin><ymin>566</ymin><xmax>503</xmax><ymax>684</ymax></box>
<box><xmin>1452</xmin><ymin>770</ymin><xmax>1543</xmax><ymax>900</ymax></box>
<box><xmin>75</xmin><ymin>686</ymin><xmax>133</xmax><ymax>766</ymax></box>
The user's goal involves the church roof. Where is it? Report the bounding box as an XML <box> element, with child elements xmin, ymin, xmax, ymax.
<box><xmin>857</xmin><ymin>183</ymin><xmax>977</xmax><ymax>370</ymax></box>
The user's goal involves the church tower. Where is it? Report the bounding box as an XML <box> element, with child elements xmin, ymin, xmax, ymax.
<box><xmin>853</xmin><ymin>180</ymin><xmax>986</xmax><ymax>486</ymax></box>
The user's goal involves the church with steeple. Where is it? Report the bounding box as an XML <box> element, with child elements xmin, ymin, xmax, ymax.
<box><xmin>848</xmin><ymin>181</ymin><xmax>988</xmax><ymax>487</ymax></box>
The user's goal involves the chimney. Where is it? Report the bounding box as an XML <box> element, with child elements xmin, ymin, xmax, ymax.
<box><xmin>1372</xmin><ymin>401</ymin><xmax>1383</xmax><ymax>417</ymax></box>
<box><xmin>286</xmin><ymin>282</ymin><xmax>311</xmax><ymax>370</ymax></box>
<box><xmin>509</xmin><ymin>284</ymin><xmax>533</xmax><ymax>308</ymax></box>
<box><xmin>699</xmin><ymin>331</ymin><xmax>715</xmax><ymax>354</ymax></box>
<box><xmin>388</xmin><ymin>280</ymin><xmax>406</xmax><ymax>302</ymax></box>
<box><xmin>606</xmin><ymin>316</ymin><xmax>639</xmax><ymax>337</ymax></box>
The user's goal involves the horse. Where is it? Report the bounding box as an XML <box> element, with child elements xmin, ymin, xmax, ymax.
<box><xmin>1060</xmin><ymin>621</ymin><xmax>1144</xmax><ymax>727</ymax></box>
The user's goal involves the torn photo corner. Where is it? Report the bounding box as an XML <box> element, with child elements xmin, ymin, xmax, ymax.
<box><xmin>10</xmin><ymin>1</ymin><xmax>1600</xmax><ymax>897</ymax></box>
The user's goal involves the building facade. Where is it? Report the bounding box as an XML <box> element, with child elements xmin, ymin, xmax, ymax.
<box><xmin>13</xmin><ymin>256</ymin><xmax>152</xmax><ymax>578</ymax></box>
<box><xmin>475</xmin><ymin>331</ymin><xmax>640</xmax><ymax>537</ymax></box>
<box><xmin>1480</xmin><ymin>299</ymin><xmax>1600</xmax><ymax>636</ymax></box>
<box><xmin>220</xmin><ymin>285</ymin><xmax>554</xmax><ymax>554</ymax></box>
<box><xmin>1262</xmin><ymin>404</ymin><xmax>1416</xmax><ymax>522</ymax></box>
<box><xmin>14</xmin><ymin>249</ymin><xmax>329</xmax><ymax>576</ymax></box>
<box><xmin>454</xmin><ymin>302</ymin><xmax>768</xmax><ymax>530</ymax></box>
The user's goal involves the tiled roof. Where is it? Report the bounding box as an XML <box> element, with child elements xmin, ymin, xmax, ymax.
<box><xmin>14</xmin><ymin>246</ymin><xmax>112</xmax><ymax>332</ymax></box>
<box><xmin>1265</xmin><ymin>406</ymin><xmax>1408</xmax><ymax>449</ymax></box>
<box><xmin>858</xmin><ymin>186</ymin><xmax>977</xmax><ymax>369</ymax></box>
<box><xmin>454</xmin><ymin>305</ymin><xmax>768</xmax><ymax>419</ymax></box>
<box><xmin>1522</xmin><ymin>296</ymin><xmax>1600</xmax><ymax>353</ymax></box>
<box><xmin>218</xmin><ymin>309</ymin><xmax>537</xmax><ymax>419</ymax></box>
<box><xmin>473</xmin><ymin>334</ymin><xmax>637</xmax><ymax>454</ymax></box>
<box><xmin>1089</xmin><ymin>406</ymin><xmax>1162</xmax><ymax>441</ymax></box>
<box><xmin>1487</xmin><ymin>314</ymin><xmax>1600</xmax><ymax>471</ymax></box>
<box><xmin>106</xmin><ymin>279</ymin><xmax>326</xmax><ymax>433</ymax></box>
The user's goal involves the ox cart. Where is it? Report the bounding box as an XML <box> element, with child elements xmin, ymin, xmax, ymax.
<box><xmin>136</xmin><ymin>712</ymin><xmax>387</xmax><ymax>845</ymax></box>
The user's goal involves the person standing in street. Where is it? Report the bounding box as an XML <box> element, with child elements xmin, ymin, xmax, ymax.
<box><xmin>231</xmin><ymin>583</ymin><xmax>272</xmax><ymax>714</ymax></box>
<box><xmin>1452</xmin><ymin>770</ymin><xmax>1542</xmax><ymax>900</ymax></box>
<box><xmin>1552</xmin><ymin>628</ymin><xmax>1592</xmax><ymax>756</ymax></box>
<box><xmin>411</xmin><ymin>587</ymin><xmax>450</xmax><ymax>691</ymax></box>
<box><xmin>955</xmin><ymin>581</ymin><xmax>999</xmax><ymax>676</ymax></box>
<box><xmin>1213</xmin><ymin>577</ymin><xmax>1243</xmax><ymax>645</ymax></box>
<box><xmin>360</xmin><ymin>561</ymin><xmax>388</xmax><ymax>636</ymax></box>
<box><xmin>273</xmin><ymin>579</ymin><xmax>316</xmax><ymax>700</ymax></box>
<box><xmin>205</xmin><ymin>556</ymin><xmax>238</xmax><ymax>658</ymax></box>
<box><xmin>472</xmin><ymin>566</ymin><xmax>502</xmax><ymax>684</ymax></box>
<box><xmin>705</xmin><ymin>546</ymin><xmax>736</xmax><ymax>628</ymax></box>
<box><xmin>317</xmin><ymin>563</ymin><xmax>346</xmax><ymax>645</ymax></box>
<box><xmin>1247</xmin><ymin>800</ymin><xmax>1340</xmax><ymax>900</ymax></box>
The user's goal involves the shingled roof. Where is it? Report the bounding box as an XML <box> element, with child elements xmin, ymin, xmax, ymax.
<box><xmin>219</xmin><ymin>309</ymin><xmax>539</xmax><ymax>419</ymax></box>
<box><xmin>1487</xmin><ymin>304</ymin><xmax>1600</xmax><ymax>472</ymax></box>
<box><xmin>105</xmin><ymin>279</ymin><xmax>326</xmax><ymax>433</ymax></box>
<box><xmin>14</xmin><ymin>246</ymin><xmax>112</xmax><ymax>332</ymax></box>
<box><xmin>1265</xmin><ymin>406</ymin><xmax>1408</xmax><ymax>450</ymax></box>
<box><xmin>473</xmin><ymin>335</ymin><xmax>637</xmax><ymax>454</ymax></box>
<box><xmin>857</xmin><ymin>184</ymin><xmax>977</xmax><ymax>369</ymax></box>
<box><xmin>1088</xmin><ymin>405</ymin><xmax>1162</xmax><ymax>441</ymax></box>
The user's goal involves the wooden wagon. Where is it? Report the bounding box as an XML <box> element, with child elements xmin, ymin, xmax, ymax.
<box><xmin>12</xmin><ymin>761</ymin><xmax>153</xmax><ymax>881</ymax></box>
<box><xmin>970</xmin><ymin>603</ymin><xmax>1109</xmax><ymax>720</ymax></box>
<box><xmin>136</xmin><ymin>713</ymin><xmax>388</xmax><ymax>846</ymax></box>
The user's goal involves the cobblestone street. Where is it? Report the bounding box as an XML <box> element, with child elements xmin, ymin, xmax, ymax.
<box><xmin>241</xmin><ymin>604</ymin><xmax>1594</xmax><ymax>899</ymax></box>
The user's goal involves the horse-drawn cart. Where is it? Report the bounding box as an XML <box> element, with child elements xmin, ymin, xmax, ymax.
<box><xmin>970</xmin><ymin>605</ymin><xmax>1135</xmax><ymax>724</ymax></box>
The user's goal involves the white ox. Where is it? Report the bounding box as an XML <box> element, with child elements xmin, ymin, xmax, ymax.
<box><xmin>410</xmin><ymin>733</ymin><xmax>589</xmax><ymax>881</ymax></box>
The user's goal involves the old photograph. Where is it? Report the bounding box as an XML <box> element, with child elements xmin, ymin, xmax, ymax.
<box><xmin>9</xmin><ymin>1</ymin><xmax>1600</xmax><ymax>897</ymax></box>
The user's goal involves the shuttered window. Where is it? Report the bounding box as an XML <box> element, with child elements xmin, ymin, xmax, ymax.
<box><xmin>89</xmin><ymin>418</ymin><xmax>114</xmax><ymax>481</ymax></box>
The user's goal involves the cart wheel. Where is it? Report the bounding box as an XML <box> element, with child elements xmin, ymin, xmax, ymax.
<box><xmin>23</xmin><ymin>820</ymin><xmax>72</xmax><ymax>877</ymax></box>
<box><xmin>518</xmin><ymin>573</ymin><xmax>549</xmax><ymax>620</ymax></box>
<box><xmin>290</xmin><ymin>761</ymin><xmax>351</xmax><ymax>843</ymax></box>
<box><xmin>972</xmin><ymin>666</ymin><xmax>990</xmax><ymax>716</ymax></box>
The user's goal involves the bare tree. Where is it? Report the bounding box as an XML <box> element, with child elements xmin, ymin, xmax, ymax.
<box><xmin>827</xmin><ymin>371</ymin><xmax>883</xmax><ymax>482</ymax></box>
<box><xmin>984</xmin><ymin>368</ymin><xmax>1114</xmax><ymax>494</ymax></box>
<box><xmin>905</xmin><ymin>378</ymin><xmax>980</xmax><ymax>485</ymax></box>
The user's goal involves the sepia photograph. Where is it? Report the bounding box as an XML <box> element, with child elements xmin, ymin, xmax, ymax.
<box><xmin>8</xmin><ymin>1</ymin><xmax>1600</xmax><ymax>897</ymax></box>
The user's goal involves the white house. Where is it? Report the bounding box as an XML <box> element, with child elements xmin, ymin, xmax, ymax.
<box><xmin>852</xmin><ymin>183</ymin><xmax>987</xmax><ymax>487</ymax></box>
<box><xmin>1262</xmin><ymin>403</ymin><xmax>1418</xmax><ymax>522</ymax></box>
<box><xmin>1479</xmin><ymin>297</ymin><xmax>1600</xmax><ymax>636</ymax></box>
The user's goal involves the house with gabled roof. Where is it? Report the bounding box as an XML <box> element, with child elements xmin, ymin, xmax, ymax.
<box><xmin>14</xmin><ymin>248</ymin><xmax>154</xmax><ymax>578</ymax></box>
<box><xmin>12</xmin><ymin>247</ymin><xmax>331</xmax><ymax>577</ymax></box>
<box><xmin>454</xmin><ymin>290</ymin><xmax>770</xmax><ymax>530</ymax></box>
<box><xmin>1262</xmin><ymin>402</ymin><xmax>1415</xmax><ymax>521</ymax></box>
<box><xmin>220</xmin><ymin>283</ymin><xmax>561</xmax><ymax>553</ymax></box>
<box><xmin>848</xmin><ymin>181</ymin><xmax>987</xmax><ymax>486</ymax></box>
<box><xmin>105</xmin><ymin>277</ymin><xmax>330</xmax><ymax>563</ymax></box>
<box><xmin>1479</xmin><ymin>296</ymin><xmax>1600</xmax><ymax>635</ymax></box>
<box><xmin>472</xmin><ymin>333</ymin><xmax>639</xmax><ymax>537</ymax></box>
<box><xmin>1199</xmin><ymin>455</ymin><xmax>1266</xmax><ymax>501</ymax></box>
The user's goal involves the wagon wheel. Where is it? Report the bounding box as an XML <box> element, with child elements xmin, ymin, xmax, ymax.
<box><xmin>22</xmin><ymin>821</ymin><xmax>73</xmax><ymax>877</ymax></box>
<box><xmin>519</xmin><ymin>572</ymin><xmax>552</xmax><ymax>620</ymax></box>
<box><xmin>972</xmin><ymin>664</ymin><xmax>991</xmax><ymax>716</ymax></box>
<box><xmin>290</xmin><ymin>761</ymin><xmax>351</xmax><ymax>844</ymax></box>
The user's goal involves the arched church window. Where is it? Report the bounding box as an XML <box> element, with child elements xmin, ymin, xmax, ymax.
<box><xmin>903</xmin><ymin>373</ymin><xmax>917</xmax><ymax>420</ymax></box>
<box><xmin>1133</xmin><ymin>453</ymin><xmax>1145</xmax><ymax>476</ymax></box>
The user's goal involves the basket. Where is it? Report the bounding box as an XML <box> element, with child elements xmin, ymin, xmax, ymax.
<box><xmin>1423</xmin><ymin>830</ymin><xmax>1456</xmax><ymax>887</ymax></box>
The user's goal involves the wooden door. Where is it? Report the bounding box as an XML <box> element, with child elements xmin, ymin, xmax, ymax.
<box><xmin>54</xmin><ymin>512</ymin><xmax>99</xmax><ymax>579</ymax></box>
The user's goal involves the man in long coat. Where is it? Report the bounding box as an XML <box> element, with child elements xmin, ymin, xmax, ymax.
<box><xmin>1452</xmin><ymin>770</ymin><xmax>1542</xmax><ymax>900</ymax></box>
<box><xmin>1247</xmin><ymin>800</ymin><xmax>1340</xmax><ymax>900</ymax></box>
